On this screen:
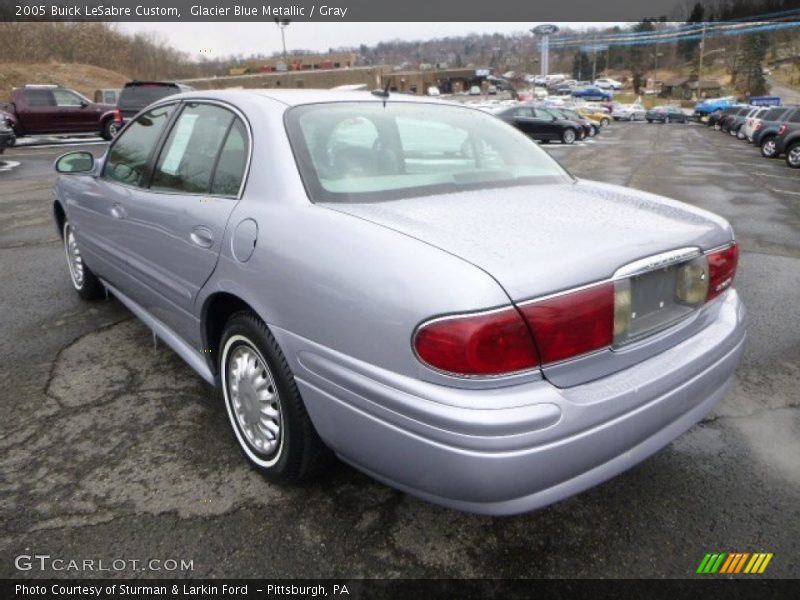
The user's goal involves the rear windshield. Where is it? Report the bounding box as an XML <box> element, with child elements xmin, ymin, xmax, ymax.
<box><xmin>118</xmin><ymin>85</ymin><xmax>181</xmax><ymax>112</ymax></box>
<box><xmin>285</xmin><ymin>101</ymin><xmax>572</xmax><ymax>203</ymax></box>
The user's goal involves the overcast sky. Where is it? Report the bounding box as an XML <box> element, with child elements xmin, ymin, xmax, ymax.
<box><xmin>118</xmin><ymin>22</ymin><xmax>623</xmax><ymax>60</ymax></box>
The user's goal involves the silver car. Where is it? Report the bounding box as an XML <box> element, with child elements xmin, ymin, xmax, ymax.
<box><xmin>53</xmin><ymin>90</ymin><xmax>746</xmax><ymax>515</ymax></box>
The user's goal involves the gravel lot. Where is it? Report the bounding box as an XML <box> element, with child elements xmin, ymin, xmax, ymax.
<box><xmin>1</xmin><ymin>121</ymin><xmax>798</xmax><ymax>579</ymax></box>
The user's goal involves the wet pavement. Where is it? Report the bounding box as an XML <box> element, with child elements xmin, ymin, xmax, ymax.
<box><xmin>0</xmin><ymin>123</ymin><xmax>798</xmax><ymax>579</ymax></box>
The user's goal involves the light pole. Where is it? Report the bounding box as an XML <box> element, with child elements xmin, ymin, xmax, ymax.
<box><xmin>274</xmin><ymin>18</ymin><xmax>290</xmax><ymax>62</ymax></box>
<box><xmin>531</xmin><ymin>24</ymin><xmax>559</xmax><ymax>79</ymax></box>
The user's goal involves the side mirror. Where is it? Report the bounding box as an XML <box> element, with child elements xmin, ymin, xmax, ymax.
<box><xmin>80</xmin><ymin>101</ymin><xmax>89</xmax><ymax>108</ymax></box>
<box><xmin>55</xmin><ymin>151</ymin><xmax>94</xmax><ymax>174</ymax></box>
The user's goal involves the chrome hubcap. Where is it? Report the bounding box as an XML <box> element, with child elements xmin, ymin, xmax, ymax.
<box><xmin>789</xmin><ymin>147</ymin><xmax>800</xmax><ymax>167</ymax></box>
<box><xmin>763</xmin><ymin>140</ymin><xmax>776</xmax><ymax>156</ymax></box>
<box><xmin>227</xmin><ymin>344</ymin><xmax>281</xmax><ymax>455</ymax></box>
<box><xmin>64</xmin><ymin>224</ymin><xmax>84</xmax><ymax>288</ymax></box>
<box><xmin>564</xmin><ymin>130</ymin><xmax>575</xmax><ymax>143</ymax></box>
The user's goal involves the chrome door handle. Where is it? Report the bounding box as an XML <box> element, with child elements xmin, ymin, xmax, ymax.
<box><xmin>110</xmin><ymin>203</ymin><xmax>126</xmax><ymax>219</ymax></box>
<box><xmin>190</xmin><ymin>226</ymin><xmax>214</xmax><ymax>248</ymax></box>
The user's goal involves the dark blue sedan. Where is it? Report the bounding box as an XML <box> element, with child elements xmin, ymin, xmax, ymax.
<box><xmin>571</xmin><ymin>87</ymin><xmax>613</xmax><ymax>101</ymax></box>
<box><xmin>646</xmin><ymin>106</ymin><xmax>689</xmax><ymax>123</ymax></box>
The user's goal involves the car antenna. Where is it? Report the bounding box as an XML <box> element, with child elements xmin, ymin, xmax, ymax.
<box><xmin>371</xmin><ymin>78</ymin><xmax>392</xmax><ymax>106</ymax></box>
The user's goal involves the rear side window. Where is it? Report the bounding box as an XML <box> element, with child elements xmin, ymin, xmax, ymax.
<box><xmin>105</xmin><ymin>104</ymin><xmax>176</xmax><ymax>186</ymax></box>
<box><xmin>788</xmin><ymin>109</ymin><xmax>800</xmax><ymax>123</ymax></box>
<box><xmin>23</xmin><ymin>89</ymin><xmax>54</xmax><ymax>107</ymax></box>
<box><xmin>763</xmin><ymin>107</ymin><xmax>787</xmax><ymax>120</ymax></box>
<box><xmin>150</xmin><ymin>103</ymin><xmax>237</xmax><ymax>195</ymax></box>
<box><xmin>211</xmin><ymin>120</ymin><xmax>248</xmax><ymax>196</ymax></box>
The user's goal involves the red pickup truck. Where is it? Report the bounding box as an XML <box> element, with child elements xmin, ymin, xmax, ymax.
<box><xmin>2</xmin><ymin>85</ymin><xmax>122</xmax><ymax>141</ymax></box>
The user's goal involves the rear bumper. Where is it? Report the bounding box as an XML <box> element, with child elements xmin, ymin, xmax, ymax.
<box><xmin>279</xmin><ymin>291</ymin><xmax>746</xmax><ymax>515</ymax></box>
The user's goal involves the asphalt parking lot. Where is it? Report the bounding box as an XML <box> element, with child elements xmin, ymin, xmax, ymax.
<box><xmin>1</xmin><ymin>121</ymin><xmax>798</xmax><ymax>579</ymax></box>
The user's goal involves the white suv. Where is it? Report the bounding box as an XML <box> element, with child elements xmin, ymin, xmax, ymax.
<box><xmin>594</xmin><ymin>78</ymin><xmax>623</xmax><ymax>90</ymax></box>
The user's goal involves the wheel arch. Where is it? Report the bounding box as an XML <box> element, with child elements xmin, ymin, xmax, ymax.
<box><xmin>53</xmin><ymin>200</ymin><xmax>66</xmax><ymax>239</ymax></box>
<box><xmin>201</xmin><ymin>291</ymin><xmax>261</xmax><ymax>375</ymax></box>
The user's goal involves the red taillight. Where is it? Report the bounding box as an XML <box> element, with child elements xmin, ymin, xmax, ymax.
<box><xmin>777</xmin><ymin>124</ymin><xmax>787</xmax><ymax>136</ymax></box>
<box><xmin>113</xmin><ymin>109</ymin><xmax>122</xmax><ymax>123</ymax></box>
<box><xmin>707</xmin><ymin>242</ymin><xmax>739</xmax><ymax>301</ymax></box>
<box><xmin>413</xmin><ymin>307</ymin><xmax>539</xmax><ymax>376</ymax></box>
<box><xmin>519</xmin><ymin>282</ymin><xmax>614</xmax><ymax>364</ymax></box>
<box><xmin>754</xmin><ymin>121</ymin><xmax>762</xmax><ymax>131</ymax></box>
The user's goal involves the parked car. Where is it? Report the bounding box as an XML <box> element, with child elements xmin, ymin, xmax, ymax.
<box><xmin>468</xmin><ymin>85</ymin><xmax>482</xmax><ymax>96</ymax></box>
<box><xmin>487</xmin><ymin>85</ymin><xmax>498</xmax><ymax>95</ymax></box>
<box><xmin>52</xmin><ymin>90</ymin><xmax>745</xmax><ymax>515</ymax></box>
<box><xmin>773</xmin><ymin>113</ymin><xmax>800</xmax><ymax>167</ymax></box>
<box><xmin>544</xmin><ymin>105</ymin><xmax>598</xmax><ymax>137</ymax></box>
<box><xmin>709</xmin><ymin>105</ymin><xmax>745</xmax><ymax>130</ymax></box>
<box><xmin>646</xmin><ymin>106</ymin><xmax>688</xmax><ymax>123</ymax></box>
<box><xmin>571</xmin><ymin>87</ymin><xmax>613</xmax><ymax>101</ymax></box>
<box><xmin>576</xmin><ymin>106</ymin><xmax>611</xmax><ymax>127</ymax></box>
<box><xmin>117</xmin><ymin>80</ymin><xmax>194</xmax><ymax>122</ymax></box>
<box><xmin>752</xmin><ymin>106</ymin><xmax>798</xmax><ymax>158</ymax></box>
<box><xmin>1</xmin><ymin>84</ymin><xmax>121</xmax><ymax>140</ymax></box>
<box><xmin>0</xmin><ymin>117</ymin><xmax>14</xmax><ymax>154</ymax></box>
<box><xmin>594</xmin><ymin>78</ymin><xmax>623</xmax><ymax>90</ymax></box>
<box><xmin>740</xmin><ymin>107</ymin><xmax>769</xmax><ymax>141</ymax></box>
<box><xmin>94</xmin><ymin>89</ymin><xmax>121</xmax><ymax>105</ymax></box>
<box><xmin>493</xmin><ymin>104</ymin><xmax>585</xmax><ymax>144</ymax></box>
<box><xmin>728</xmin><ymin>107</ymin><xmax>759</xmax><ymax>137</ymax></box>
<box><xmin>719</xmin><ymin>106</ymin><xmax>751</xmax><ymax>133</ymax></box>
<box><xmin>427</xmin><ymin>86</ymin><xmax>441</xmax><ymax>97</ymax></box>
<box><xmin>612</xmin><ymin>103</ymin><xmax>646</xmax><ymax>121</ymax></box>
<box><xmin>693</xmin><ymin>97</ymin><xmax>736</xmax><ymax>120</ymax></box>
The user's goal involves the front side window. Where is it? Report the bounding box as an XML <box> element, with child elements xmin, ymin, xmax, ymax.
<box><xmin>286</xmin><ymin>102</ymin><xmax>571</xmax><ymax>203</ymax></box>
<box><xmin>150</xmin><ymin>103</ymin><xmax>236</xmax><ymax>194</ymax></box>
<box><xmin>52</xmin><ymin>89</ymin><xmax>85</xmax><ymax>107</ymax></box>
<box><xmin>105</xmin><ymin>104</ymin><xmax>176</xmax><ymax>186</ymax></box>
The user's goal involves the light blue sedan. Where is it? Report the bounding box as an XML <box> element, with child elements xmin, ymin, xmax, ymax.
<box><xmin>53</xmin><ymin>90</ymin><xmax>745</xmax><ymax>515</ymax></box>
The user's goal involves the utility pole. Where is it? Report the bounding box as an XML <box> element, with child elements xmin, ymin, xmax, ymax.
<box><xmin>697</xmin><ymin>22</ymin><xmax>707</xmax><ymax>98</ymax></box>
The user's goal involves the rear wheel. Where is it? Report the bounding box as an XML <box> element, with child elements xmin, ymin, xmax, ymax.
<box><xmin>786</xmin><ymin>143</ymin><xmax>800</xmax><ymax>169</ymax></box>
<box><xmin>63</xmin><ymin>221</ymin><xmax>104</xmax><ymax>300</ymax></box>
<box><xmin>561</xmin><ymin>128</ymin><xmax>576</xmax><ymax>144</ymax></box>
<box><xmin>601</xmin><ymin>117</ymin><xmax>610</xmax><ymax>127</ymax></box>
<box><xmin>760</xmin><ymin>136</ymin><xmax>778</xmax><ymax>158</ymax></box>
<box><xmin>219</xmin><ymin>311</ymin><xmax>329</xmax><ymax>480</ymax></box>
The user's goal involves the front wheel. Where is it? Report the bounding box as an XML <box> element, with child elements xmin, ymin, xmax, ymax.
<box><xmin>647</xmin><ymin>119</ymin><xmax>653</xmax><ymax>123</ymax></box>
<box><xmin>63</xmin><ymin>221</ymin><xmax>104</xmax><ymax>300</ymax></box>
<box><xmin>219</xmin><ymin>311</ymin><xmax>329</xmax><ymax>480</ymax></box>
<box><xmin>601</xmin><ymin>117</ymin><xmax>610</xmax><ymax>127</ymax></box>
<box><xmin>786</xmin><ymin>143</ymin><xmax>800</xmax><ymax>169</ymax></box>
<box><xmin>561</xmin><ymin>128</ymin><xmax>577</xmax><ymax>144</ymax></box>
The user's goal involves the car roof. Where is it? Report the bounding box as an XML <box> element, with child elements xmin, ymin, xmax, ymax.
<box><xmin>165</xmin><ymin>88</ymin><xmax>447</xmax><ymax>107</ymax></box>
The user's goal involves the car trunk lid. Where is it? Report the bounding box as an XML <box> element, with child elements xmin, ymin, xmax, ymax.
<box><xmin>323</xmin><ymin>180</ymin><xmax>732</xmax><ymax>303</ymax></box>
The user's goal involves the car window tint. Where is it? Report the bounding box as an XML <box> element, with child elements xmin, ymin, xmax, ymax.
<box><xmin>23</xmin><ymin>89</ymin><xmax>54</xmax><ymax>107</ymax></box>
<box><xmin>513</xmin><ymin>107</ymin><xmax>533</xmax><ymax>118</ymax></box>
<box><xmin>788</xmin><ymin>109</ymin><xmax>800</xmax><ymax>123</ymax></box>
<box><xmin>763</xmin><ymin>108</ymin><xmax>785</xmax><ymax>120</ymax></box>
<box><xmin>151</xmin><ymin>104</ymin><xmax>235</xmax><ymax>194</ymax></box>
<box><xmin>52</xmin><ymin>89</ymin><xmax>83</xmax><ymax>107</ymax></box>
<box><xmin>210</xmin><ymin>119</ymin><xmax>248</xmax><ymax>196</ymax></box>
<box><xmin>105</xmin><ymin>104</ymin><xmax>175</xmax><ymax>187</ymax></box>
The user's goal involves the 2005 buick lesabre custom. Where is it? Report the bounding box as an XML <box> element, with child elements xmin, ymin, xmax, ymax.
<box><xmin>53</xmin><ymin>90</ymin><xmax>745</xmax><ymax>515</ymax></box>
